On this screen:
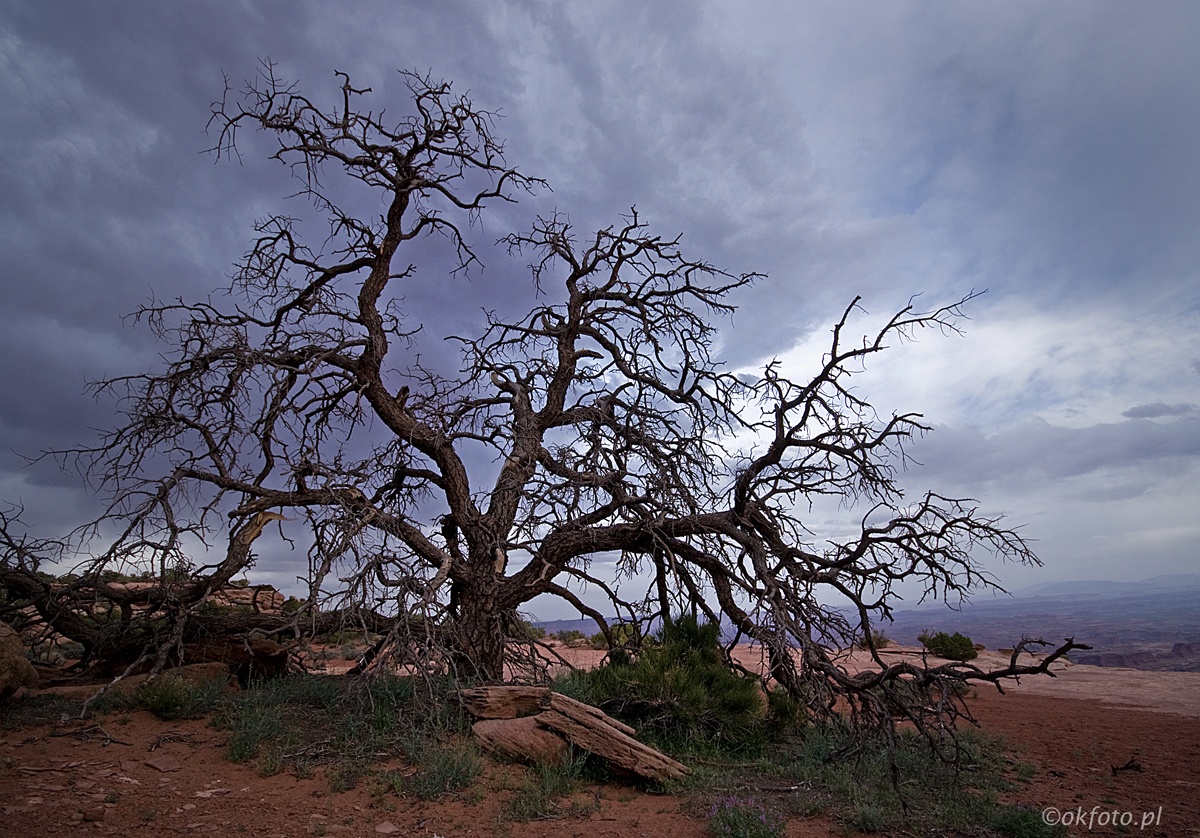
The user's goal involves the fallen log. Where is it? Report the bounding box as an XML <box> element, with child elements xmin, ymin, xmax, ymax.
<box><xmin>546</xmin><ymin>692</ymin><xmax>637</xmax><ymax>736</ymax></box>
<box><xmin>457</xmin><ymin>685</ymin><xmax>552</xmax><ymax>719</ymax></box>
<box><xmin>457</xmin><ymin>686</ymin><xmax>689</xmax><ymax>783</ymax></box>
<box><xmin>535</xmin><ymin>708</ymin><xmax>688</xmax><ymax>782</ymax></box>
<box><xmin>472</xmin><ymin>717</ymin><xmax>571</xmax><ymax>765</ymax></box>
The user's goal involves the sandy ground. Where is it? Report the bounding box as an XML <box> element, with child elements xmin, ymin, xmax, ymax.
<box><xmin>829</xmin><ymin>646</ymin><xmax>1200</xmax><ymax>718</ymax></box>
<box><xmin>2</xmin><ymin>645</ymin><xmax>1197</xmax><ymax>837</ymax></box>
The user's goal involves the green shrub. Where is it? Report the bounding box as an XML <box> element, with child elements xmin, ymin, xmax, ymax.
<box><xmin>856</xmin><ymin>629</ymin><xmax>892</xmax><ymax>650</ymax></box>
<box><xmin>850</xmin><ymin>800</ymin><xmax>886</xmax><ymax>833</ymax></box>
<box><xmin>706</xmin><ymin>795</ymin><xmax>786</xmax><ymax>838</ymax></box>
<box><xmin>503</xmin><ymin>755</ymin><xmax>586</xmax><ymax>821</ymax></box>
<box><xmin>134</xmin><ymin>675</ymin><xmax>226</xmax><ymax>720</ymax></box>
<box><xmin>918</xmin><ymin>630</ymin><xmax>978</xmax><ymax>661</ymax></box>
<box><xmin>389</xmin><ymin>738</ymin><xmax>482</xmax><ymax>800</ymax></box>
<box><xmin>219</xmin><ymin>690</ymin><xmax>284</xmax><ymax>763</ymax></box>
<box><xmin>557</xmin><ymin>616</ymin><xmax>780</xmax><ymax>755</ymax></box>
<box><xmin>322</xmin><ymin>629</ymin><xmax>365</xmax><ymax>645</ymax></box>
<box><xmin>588</xmin><ymin>621</ymin><xmax>639</xmax><ymax>650</ymax></box>
<box><xmin>779</xmin><ymin>724</ymin><xmax>1026</xmax><ymax>834</ymax></box>
<box><xmin>281</xmin><ymin>596</ymin><xmax>306</xmax><ymax>613</ymax></box>
<box><xmin>213</xmin><ymin>672</ymin><xmax>470</xmax><ymax>794</ymax></box>
<box><xmin>553</xmin><ymin>629</ymin><xmax>587</xmax><ymax>646</ymax></box>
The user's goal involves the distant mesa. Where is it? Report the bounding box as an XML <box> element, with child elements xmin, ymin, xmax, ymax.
<box><xmin>1075</xmin><ymin>643</ymin><xmax>1200</xmax><ymax>669</ymax></box>
<box><xmin>1009</xmin><ymin>573</ymin><xmax>1200</xmax><ymax>599</ymax></box>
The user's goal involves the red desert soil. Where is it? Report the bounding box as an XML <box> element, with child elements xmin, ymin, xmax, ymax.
<box><xmin>2</xmin><ymin>649</ymin><xmax>1198</xmax><ymax>838</ymax></box>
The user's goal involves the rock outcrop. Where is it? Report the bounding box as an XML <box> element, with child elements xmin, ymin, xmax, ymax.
<box><xmin>0</xmin><ymin>620</ymin><xmax>40</xmax><ymax>698</ymax></box>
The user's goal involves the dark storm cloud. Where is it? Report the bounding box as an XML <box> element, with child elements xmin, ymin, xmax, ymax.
<box><xmin>744</xmin><ymin>2</ymin><xmax>1200</xmax><ymax>312</ymax></box>
<box><xmin>0</xmin><ymin>0</ymin><xmax>821</xmax><ymax>531</ymax></box>
<box><xmin>2</xmin><ymin>1</ymin><xmax>1198</xmax><ymax>588</ymax></box>
<box><xmin>1122</xmin><ymin>403</ymin><xmax>1197</xmax><ymax>420</ymax></box>
<box><xmin>907</xmin><ymin>417</ymin><xmax>1200</xmax><ymax>492</ymax></box>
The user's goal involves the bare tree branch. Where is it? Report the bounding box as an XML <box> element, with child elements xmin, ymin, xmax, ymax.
<box><xmin>2</xmin><ymin>68</ymin><xmax>1072</xmax><ymax>745</ymax></box>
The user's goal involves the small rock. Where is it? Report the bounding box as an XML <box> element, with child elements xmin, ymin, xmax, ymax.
<box><xmin>145</xmin><ymin>755</ymin><xmax>182</xmax><ymax>773</ymax></box>
<box><xmin>374</xmin><ymin>822</ymin><xmax>400</xmax><ymax>834</ymax></box>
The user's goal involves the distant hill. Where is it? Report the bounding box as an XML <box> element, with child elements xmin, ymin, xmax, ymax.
<box><xmin>1009</xmin><ymin>574</ymin><xmax>1200</xmax><ymax>599</ymax></box>
<box><xmin>533</xmin><ymin>617</ymin><xmax>607</xmax><ymax>636</ymax></box>
<box><xmin>882</xmin><ymin>576</ymin><xmax>1200</xmax><ymax>670</ymax></box>
<box><xmin>531</xmin><ymin>575</ymin><xmax>1200</xmax><ymax>671</ymax></box>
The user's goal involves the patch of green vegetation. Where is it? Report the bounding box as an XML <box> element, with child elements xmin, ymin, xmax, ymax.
<box><xmin>321</xmin><ymin>629</ymin><xmax>367</xmax><ymax>646</ymax></box>
<box><xmin>383</xmin><ymin>737</ymin><xmax>482</xmax><ymax>800</ymax></box>
<box><xmin>134</xmin><ymin>674</ymin><xmax>227</xmax><ymax>720</ymax></box>
<box><xmin>989</xmin><ymin>805</ymin><xmax>1066</xmax><ymax>838</ymax></box>
<box><xmin>769</xmin><ymin>724</ymin><xmax>1065</xmax><ymax>836</ymax></box>
<box><xmin>849</xmin><ymin>800</ymin><xmax>886</xmax><ymax>833</ymax></box>
<box><xmin>218</xmin><ymin>686</ymin><xmax>284</xmax><ymax>763</ymax></box>
<box><xmin>588</xmin><ymin>621</ymin><xmax>639</xmax><ymax>650</ymax></box>
<box><xmin>556</xmin><ymin>616</ymin><xmax>794</xmax><ymax>757</ymax></box>
<box><xmin>919</xmin><ymin>630</ymin><xmax>979</xmax><ymax>661</ymax></box>
<box><xmin>211</xmin><ymin>672</ymin><xmax>469</xmax><ymax>793</ymax></box>
<box><xmin>503</xmin><ymin>754</ymin><xmax>588</xmax><ymax>821</ymax></box>
<box><xmin>706</xmin><ymin>795</ymin><xmax>786</xmax><ymax>838</ymax></box>
<box><xmin>1</xmin><ymin>693</ymin><xmax>85</xmax><ymax>731</ymax></box>
<box><xmin>855</xmin><ymin>629</ymin><xmax>892</xmax><ymax>650</ymax></box>
<box><xmin>553</xmin><ymin>629</ymin><xmax>587</xmax><ymax>647</ymax></box>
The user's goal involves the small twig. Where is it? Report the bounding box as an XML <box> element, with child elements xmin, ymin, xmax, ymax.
<box><xmin>688</xmin><ymin>758</ymin><xmax>769</xmax><ymax>768</ymax></box>
<box><xmin>49</xmin><ymin>725</ymin><xmax>131</xmax><ymax>747</ymax></box>
<box><xmin>1111</xmin><ymin>757</ymin><xmax>1143</xmax><ymax>776</ymax></box>
<box><xmin>149</xmin><ymin>730</ymin><xmax>198</xmax><ymax>751</ymax></box>
<box><xmin>702</xmin><ymin>781</ymin><xmax>814</xmax><ymax>793</ymax></box>
<box><xmin>282</xmin><ymin>738</ymin><xmax>335</xmax><ymax>759</ymax></box>
<box><xmin>79</xmin><ymin>652</ymin><xmax>151</xmax><ymax>719</ymax></box>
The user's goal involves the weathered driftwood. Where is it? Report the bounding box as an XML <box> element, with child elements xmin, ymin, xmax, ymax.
<box><xmin>546</xmin><ymin>692</ymin><xmax>637</xmax><ymax>736</ymax></box>
<box><xmin>472</xmin><ymin>717</ymin><xmax>571</xmax><ymax>765</ymax></box>
<box><xmin>457</xmin><ymin>686</ymin><xmax>689</xmax><ymax>783</ymax></box>
<box><xmin>457</xmin><ymin>685</ymin><xmax>552</xmax><ymax>719</ymax></box>
<box><xmin>535</xmin><ymin>708</ymin><xmax>688</xmax><ymax>782</ymax></box>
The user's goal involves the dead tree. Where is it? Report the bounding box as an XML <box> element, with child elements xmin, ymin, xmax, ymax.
<box><xmin>1</xmin><ymin>65</ymin><xmax>1080</xmax><ymax>727</ymax></box>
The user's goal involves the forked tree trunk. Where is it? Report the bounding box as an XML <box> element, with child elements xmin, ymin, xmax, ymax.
<box><xmin>452</xmin><ymin>587</ymin><xmax>508</xmax><ymax>682</ymax></box>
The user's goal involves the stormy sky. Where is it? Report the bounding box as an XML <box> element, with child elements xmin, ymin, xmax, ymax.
<box><xmin>2</xmin><ymin>1</ymin><xmax>1198</xmax><ymax>611</ymax></box>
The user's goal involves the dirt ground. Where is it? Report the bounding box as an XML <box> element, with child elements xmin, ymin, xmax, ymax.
<box><xmin>2</xmin><ymin>648</ymin><xmax>1198</xmax><ymax>838</ymax></box>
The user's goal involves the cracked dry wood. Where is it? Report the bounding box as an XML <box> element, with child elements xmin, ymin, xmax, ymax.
<box><xmin>456</xmin><ymin>685</ymin><xmax>552</xmax><ymax>719</ymax></box>
<box><xmin>457</xmin><ymin>686</ymin><xmax>688</xmax><ymax>783</ymax></box>
<box><xmin>472</xmin><ymin>716</ymin><xmax>571</xmax><ymax>765</ymax></box>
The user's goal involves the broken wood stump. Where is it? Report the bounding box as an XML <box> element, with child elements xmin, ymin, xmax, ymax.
<box><xmin>456</xmin><ymin>685</ymin><xmax>689</xmax><ymax>783</ymax></box>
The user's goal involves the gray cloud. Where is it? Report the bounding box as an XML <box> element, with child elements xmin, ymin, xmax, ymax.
<box><xmin>905</xmin><ymin>417</ymin><xmax>1200</xmax><ymax>492</ymax></box>
<box><xmin>2</xmin><ymin>0</ymin><xmax>1198</xmax><ymax>591</ymax></box>
<box><xmin>1122</xmin><ymin>402</ymin><xmax>1197</xmax><ymax>420</ymax></box>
